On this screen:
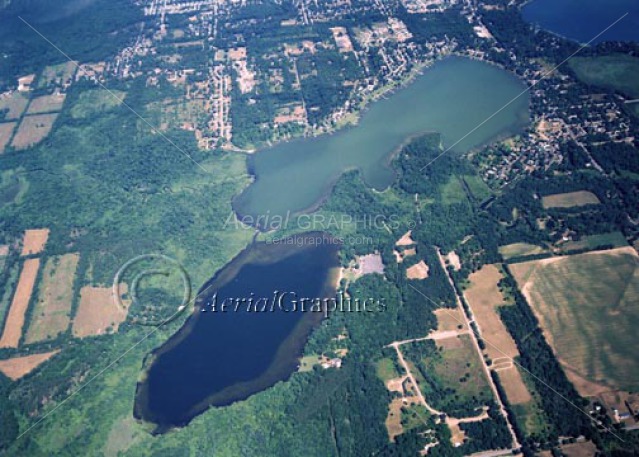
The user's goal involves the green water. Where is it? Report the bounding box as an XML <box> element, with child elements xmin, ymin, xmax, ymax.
<box><xmin>234</xmin><ymin>57</ymin><xmax>530</xmax><ymax>221</ymax></box>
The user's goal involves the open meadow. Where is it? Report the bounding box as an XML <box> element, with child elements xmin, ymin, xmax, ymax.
<box><xmin>509</xmin><ymin>246</ymin><xmax>639</xmax><ymax>395</ymax></box>
<box><xmin>569</xmin><ymin>54</ymin><xmax>639</xmax><ymax>99</ymax></box>
<box><xmin>464</xmin><ymin>264</ymin><xmax>532</xmax><ymax>405</ymax></box>
<box><xmin>11</xmin><ymin>114</ymin><xmax>58</xmax><ymax>150</ymax></box>
<box><xmin>541</xmin><ymin>190</ymin><xmax>600</xmax><ymax>209</ymax></box>
<box><xmin>0</xmin><ymin>258</ymin><xmax>40</xmax><ymax>348</ymax></box>
<box><xmin>25</xmin><ymin>253</ymin><xmax>79</xmax><ymax>343</ymax></box>
<box><xmin>0</xmin><ymin>121</ymin><xmax>16</xmax><ymax>153</ymax></box>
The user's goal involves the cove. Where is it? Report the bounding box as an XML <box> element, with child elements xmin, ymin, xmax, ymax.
<box><xmin>135</xmin><ymin>233</ymin><xmax>340</xmax><ymax>431</ymax></box>
<box><xmin>233</xmin><ymin>57</ymin><xmax>530</xmax><ymax>222</ymax></box>
<box><xmin>522</xmin><ymin>0</ymin><xmax>639</xmax><ymax>44</ymax></box>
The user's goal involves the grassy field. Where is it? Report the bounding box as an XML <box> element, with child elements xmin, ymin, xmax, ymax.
<box><xmin>26</xmin><ymin>94</ymin><xmax>67</xmax><ymax>115</ymax></box>
<box><xmin>11</xmin><ymin>113</ymin><xmax>58</xmax><ymax>150</ymax></box>
<box><xmin>25</xmin><ymin>253</ymin><xmax>79</xmax><ymax>343</ymax></box>
<box><xmin>0</xmin><ymin>350</ymin><xmax>59</xmax><ymax>380</ymax></box>
<box><xmin>569</xmin><ymin>54</ymin><xmax>639</xmax><ymax>99</ymax></box>
<box><xmin>70</xmin><ymin>89</ymin><xmax>125</xmax><ymax>119</ymax></box>
<box><xmin>376</xmin><ymin>357</ymin><xmax>400</xmax><ymax>382</ymax></box>
<box><xmin>541</xmin><ymin>190</ymin><xmax>600</xmax><ymax>209</ymax></box>
<box><xmin>499</xmin><ymin>242</ymin><xmax>548</xmax><ymax>260</ymax></box>
<box><xmin>37</xmin><ymin>62</ymin><xmax>77</xmax><ymax>89</ymax></box>
<box><xmin>509</xmin><ymin>246</ymin><xmax>639</xmax><ymax>395</ymax></box>
<box><xmin>559</xmin><ymin>231</ymin><xmax>628</xmax><ymax>253</ymax></box>
<box><xmin>464</xmin><ymin>265</ymin><xmax>532</xmax><ymax>405</ymax></box>
<box><xmin>0</xmin><ymin>258</ymin><xmax>40</xmax><ymax>348</ymax></box>
<box><xmin>0</xmin><ymin>92</ymin><xmax>29</xmax><ymax>120</ymax></box>
<box><xmin>0</xmin><ymin>121</ymin><xmax>16</xmax><ymax>153</ymax></box>
<box><xmin>404</xmin><ymin>335</ymin><xmax>492</xmax><ymax>416</ymax></box>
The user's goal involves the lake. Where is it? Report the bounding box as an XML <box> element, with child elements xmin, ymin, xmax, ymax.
<box><xmin>233</xmin><ymin>57</ymin><xmax>530</xmax><ymax>222</ymax></box>
<box><xmin>522</xmin><ymin>0</ymin><xmax>639</xmax><ymax>44</ymax></box>
<box><xmin>135</xmin><ymin>233</ymin><xmax>340</xmax><ymax>431</ymax></box>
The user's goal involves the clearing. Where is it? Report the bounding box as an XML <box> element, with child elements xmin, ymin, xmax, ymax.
<box><xmin>25</xmin><ymin>253</ymin><xmax>80</xmax><ymax>343</ymax></box>
<box><xmin>464</xmin><ymin>264</ymin><xmax>532</xmax><ymax>405</ymax></box>
<box><xmin>499</xmin><ymin>242</ymin><xmax>548</xmax><ymax>261</ymax></box>
<box><xmin>37</xmin><ymin>62</ymin><xmax>77</xmax><ymax>89</ymax></box>
<box><xmin>403</xmin><ymin>335</ymin><xmax>493</xmax><ymax>415</ymax></box>
<box><xmin>70</xmin><ymin>89</ymin><xmax>125</xmax><ymax>119</ymax></box>
<box><xmin>26</xmin><ymin>94</ymin><xmax>66</xmax><ymax>115</ymax></box>
<box><xmin>0</xmin><ymin>122</ymin><xmax>16</xmax><ymax>153</ymax></box>
<box><xmin>541</xmin><ymin>190</ymin><xmax>600</xmax><ymax>209</ymax></box>
<box><xmin>569</xmin><ymin>54</ymin><xmax>639</xmax><ymax>99</ymax></box>
<box><xmin>21</xmin><ymin>228</ymin><xmax>50</xmax><ymax>256</ymax></box>
<box><xmin>509</xmin><ymin>246</ymin><xmax>639</xmax><ymax>395</ymax></box>
<box><xmin>0</xmin><ymin>350</ymin><xmax>60</xmax><ymax>380</ymax></box>
<box><xmin>406</xmin><ymin>260</ymin><xmax>429</xmax><ymax>280</ymax></box>
<box><xmin>72</xmin><ymin>285</ymin><xmax>129</xmax><ymax>338</ymax></box>
<box><xmin>11</xmin><ymin>113</ymin><xmax>58</xmax><ymax>150</ymax></box>
<box><xmin>0</xmin><ymin>91</ymin><xmax>29</xmax><ymax>120</ymax></box>
<box><xmin>0</xmin><ymin>258</ymin><xmax>41</xmax><ymax>348</ymax></box>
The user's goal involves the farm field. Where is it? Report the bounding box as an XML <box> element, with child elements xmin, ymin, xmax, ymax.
<box><xmin>499</xmin><ymin>242</ymin><xmax>548</xmax><ymax>261</ymax></box>
<box><xmin>541</xmin><ymin>190</ymin><xmax>600</xmax><ymax>209</ymax></box>
<box><xmin>509</xmin><ymin>246</ymin><xmax>639</xmax><ymax>395</ymax></box>
<box><xmin>403</xmin><ymin>335</ymin><xmax>493</xmax><ymax>416</ymax></box>
<box><xmin>26</xmin><ymin>94</ymin><xmax>66</xmax><ymax>115</ymax></box>
<box><xmin>21</xmin><ymin>228</ymin><xmax>49</xmax><ymax>256</ymax></box>
<box><xmin>0</xmin><ymin>121</ymin><xmax>16</xmax><ymax>153</ymax></box>
<box><xmin>559</xmin><ymin>231</ymin><xmax>628</xmax><ymax>253</ymax></box>
<box><xmin>0</xmin><ymin>91</ymin><xmax>29</xmax><ymax>120</ymax></box>
<box><xmin>0</xmin><ymin>350</ymin><xmax>60</xmax><ymax>380</ymax></box>
<box><xmin>569</xmin><ymin>54</ymin><xmax>639</xmax><ymax>99</ymax></box>
<box><xmin>0</xmin><ymin>258</ymin><xmax>41</xmax><ymax>348</ymax></box>
<box><xmin>25</xmin><ymin>253</ymin><xmax>80</xmax><ymax>344</ymax></box>
<box><xmin>464</xmin><ymin>265</ymin><xmax>532</xmax><ymax>406</ymax></box>
<box><xmin>72</xmin><ymin>285</ymin><xmax>129</xmax><ymax>338</ymax></box>
<box><xmin>11</xmin><ymin>113</ymin><xmax>58</xmax><ymax>150</ymax></box>
<box><xmin>432</xmin><ymin>308</ymin><xmax>467</xmax><ymax>333</ymax></box>
<box><xmin>37</xmin><ymin>62</ymin><xmax>77</xmax><ymax>89</ymax></box>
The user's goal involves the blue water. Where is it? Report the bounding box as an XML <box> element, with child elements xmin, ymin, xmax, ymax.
<box><xmin>522</xmin><ymin>0</ymin><xmax>639</xmax><ymax>44</ymax></box>
<box><xmin>135</xmin><ymin>234</ymin><xmax>339</xmax><ymax>430</ymax></box>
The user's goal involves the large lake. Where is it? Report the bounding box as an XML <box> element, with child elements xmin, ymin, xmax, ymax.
<box><xmin>234</xmin><ymin>57</ymin><xmax>530</xmax><ymax>221</ymax></box>
<box><xmin>522</xmin><ymin>0</ymin><xmax>639</xmax><ymax>44</ymax></box>
<box><xmin>135</xmin><ymin>233</ymin><xmax>340</xmax><ymax>430</ymax></box>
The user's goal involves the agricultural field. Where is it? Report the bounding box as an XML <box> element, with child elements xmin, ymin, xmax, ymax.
<box><xmin>498</xmin><ymin>242</ymin><xmax>548</xmax><ymax>261</ymax></box>
<box><xmin>403</xmin><ymin>335</ymin><xmax>493</xmax><ymax>416</ymax></box>
<box><xmin>26</xmin><ymin>94</ymin><xmax>66</xmax><ymax>115</ymax></box>
<box><xmin>432</xmin><ymin>308</ymin><xmax>467</xmax><ymax>333</ymax></box>
<box><xmin>463</xmin><ymin>265</ymin><xmax>532</xmax><ymax>403</ymax></box>
<box><xmin>37</xmin><ymin>62</ymin><xmax>77</xmax><ymax>89</ymax></box>
<box><xmin>0</xmin><ymin>258</ymin><xmax>40</xmax><ymax>348</ymax></box>
<box><xmin>509</xmin><ymin>246</ymin><xmax>639</xmax><ymax>395</ymax></box>
<box><xmin>72</xmin><ymin>285</ymin><xmax>129</xmax><ymax>338</ymax></box>
<box><xmin>569</xmin><ymin>54</ymin><xmax>639</xmax><ymax>99</ymax></box>
<box><xmin>70</xmin><ymin>89</ymin><xmax>125</xmax><ymax>119</ymax></box>
<box><xmin>541</xmin><ymin>190</ymin><xmax>600</xmax><ymax>209</ymax></box>
<box><xmin>25</xmin><ymin>253</ymin><xmax>80</xmax><ymax>344</ymax></box>
<box><xmin>0</xmin><ymin>350</ymin><xmax>60</xmax><ymax>380</ymax></box>
<box><xmin>0</xmin><ymin>121</ymin><xmax>16</xmax><ymax>153</ymax></box>
<box><xmin>559</xmin><ymin>231</ymin><xmax>628</xmax><ymax>253</ymax></box>
<box><xmin>11</xmin><ymin>113</ymin><xmax>58</xmax><ymax>150</ymax></box>
<box><xmin>21</xmin><ymin>228</ymin><xmax>49</xmax><ymax>256</ymax></box>
<box><xmin>0</xmin><ymin>91</ymin><xmax>29</xmax><ymax>120</ymax></box>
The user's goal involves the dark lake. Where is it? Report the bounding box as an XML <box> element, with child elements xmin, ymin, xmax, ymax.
<box><xmin>522</xmin><ymin>0</ymin><xmax>639</xmax><ymax>44</ymax></box>
<box><xmin>135</xmin><ymin>233</ymin><xmax>340</xmax><ymax>431</ymax></box>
